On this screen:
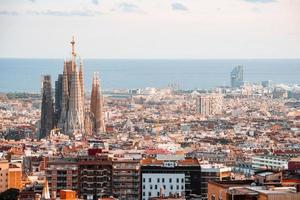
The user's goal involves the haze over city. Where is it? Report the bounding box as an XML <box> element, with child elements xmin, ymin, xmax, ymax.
<box><xmin>0</xmin><ymin>0</ymin><xmax>300</xmax><ymax>59</ymax></box>
<box><xmin>0</xmin><ymin>1</ymin><xmax>300</xmax><ymax>200</ymax></box>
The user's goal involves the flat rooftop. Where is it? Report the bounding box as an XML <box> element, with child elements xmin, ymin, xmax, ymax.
<box><xmin>141</xmin><ymin>158</ymin><xmax>200</xmax><ymax>166</ymax></box>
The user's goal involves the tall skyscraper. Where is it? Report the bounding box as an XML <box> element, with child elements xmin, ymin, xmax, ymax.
<box><xmin>230</xmin><ymin>65</ymin><xmax>244</xmax><ymax>88</ymax></box>
<box><xmin>196</xmin><ymin>94</ymin><xmax>223</xmax><ymax>116</ymax></box>
<box><xmin>90</xmin><ymin>72</ymin><xmax>106</xmax><ymax>134</ymax></box>
<box><xmin>57</xmin><ymin>37</ymin><xmax>85</xmax><ymax>135</ymax></box>
<box><xmin>40</xmin><ymin>75</ymin><xmax>54</xmax><ymax>139</ymax></box>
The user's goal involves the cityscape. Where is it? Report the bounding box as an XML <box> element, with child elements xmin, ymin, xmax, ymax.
<box><xmin>1</xmin><ymin>1</ymin><xmax>300</xmax><ymax>200</ymax></box>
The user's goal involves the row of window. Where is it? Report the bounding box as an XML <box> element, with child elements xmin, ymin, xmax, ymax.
<box><xmin>253</xmin><ymin>160</ymin><xmax>287</xmax><ymax>164</ymax></box>
<box><xmin>142</xmin><ymin>191</ymin><xmax>183</xmax><ymax>198</ymax></box>
<box><xmin>113</xmin><ymin>172</ymin><xmax>138</xmax><ymax>175</ymax></box>
<box><xmin>143</xmin><ymin>178</ymin><xmax>184</xmax><ymax>183</ymax></box>
<box><xmin>143</xmin><ymin>184</ymin><xmax>184</xmax><ymax>190</ymax></box>
<box><xmin>114</xmin><ymin>163</ymin><xmax>138</xmax><ymax>168</ymax></box>
<box><xmin>81</xmin><ymin>171</ymin><xmax>111</xmax><ymax>175</ymax></box>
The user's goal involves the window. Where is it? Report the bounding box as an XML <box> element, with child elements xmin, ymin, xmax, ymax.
<box><xmin>149</xmin><ymin>178</ymin><xmax>151</xmax><ymax>183</ymax></box>
<box><xmin>157</xmin><ymin>192</ymin><xmax>160</xmax><ymax>196</ymax></box>
<box><xmin>176</xmin><ymin>185</ymin><xmax>179</xmax><ymax>190</ymax></box>
<box><xmin>162</xmin><ymin>178</ymin><xmax>165</xmax><ymax>183</ymax></box>
<box><xmin>181</xmin><ymin>185</ymin><xmax>184</xmax><ymax>190</ymax></box>
<box><xmin>142</xmin><ymin>192</ymin><xmax>145</xmax><ymax>196</ymax></box>
<box><xmin>150</xmin><ymin>185</ymin><xmax>153</xmax><ymax>189</ymax></box>
<box><xmin>143</xmin><ymin>185</ymin><xmax>145</xmax><ymax>189</ymax></box>
<box><xmin>157</xmin><ymin>178</ymin><xmax>160</xmax><ymax>183</ymax></box>
<box><xmin>170</xmin><ymin>185</ymin><xmax>173</xmax><ymax>190</ymax></box>
<box><xmin>148</xmin><ymin>192</ymin><xmax>151</xmax><ymax>196</ymax></box>
<box><xmin>211</xmin><ymin>194</ymin><xmax>216</xmax><ymax>200</ymax></box>
<box><xmin>181</xmin><ymin>178</ymin><xmax>184</xmax><ymax>183</ymax></box>
<box><xmin>143</xmin><ymin>178</ymin><xmax>145</xmax><ymax>182</ymax></box>
<box><xmin>169</xmin><ymin>178</ymin><xmax>172</xmax><ymax>183</ymax></box>
<box><xmin>176</xmin><ymin>178</ymin><xmax>179</xmax><ymax>183</ymax></box>
<box><xmin>163</xmin><ymin>185</ymin><xmax>166</xmax><ymax>189</ymax></box>
<box><xmin>155</xmin><ymin>185</ymin><xmax>157</xmax><ymax>189</ymax></box>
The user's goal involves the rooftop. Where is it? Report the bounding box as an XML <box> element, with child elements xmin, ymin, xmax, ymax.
<box><xmin>140</xmin><ymin>157</ymin><xmax>200</xmax><ymax>167</ymax></box>
<box><xmin>208</xmin><ymin>180</ymin><xmax>254</xmax><ymax>189</ymax></box>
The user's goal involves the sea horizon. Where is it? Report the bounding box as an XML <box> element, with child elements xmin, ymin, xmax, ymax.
<box><xmin>0</xmin><ymin>58</ymin><xmax>299</xmax><ymax>93</ymax></box>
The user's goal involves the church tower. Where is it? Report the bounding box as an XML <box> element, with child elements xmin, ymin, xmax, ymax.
<box><xmin>57</xmin><ymin>37</ymin><xmax>85</xmax><ymax>135</ymax></box>
<box><xmin>39</xmin><ymin>75</ymin><xmax>54</xmax><ymax>139</ymax></box>
<box><xmin>90</xmin><ymin>72</ymin><xmax>106</xmax><ymax>134</ymax></box>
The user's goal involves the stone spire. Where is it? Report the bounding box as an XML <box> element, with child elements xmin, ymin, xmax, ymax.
<box><xmin>90</xmin><ymin>73</ymin><xmax>97</xmax><ymax>117</ymax></box>
<box><xmin>79</xmin><ymin>58</ymin><xmax>84</xmax><ymax>112</ymax></box>
<box><xmin>57</xmin><ymin>37</ymin><xmax>85</xmax><ymax>135</ymax></box>
<box><xmin>58</xmin><ymin>61</ymin><xmax>69</xmax><ymax>131</ymax></box>
<box><xmin>71</xmin><ymin>36</ymin><xmax>76</xmax><ymax>71</ymax></box>
<box><xmin>97</xmin><ymin>75</ymin><xmax>105</xmax><ymax>133</ymax></box>
<box><xmin>39</xmin><ymin>75</ymin><xmax>54</xmax><ymax>139</ymax></box>
<box><xmin>54</xmin><ymin>73</ymin><xmax>63</xmax><ymax>127</ymax></box>
<box><xmin>90</xmin><ymin>72</ymin><xmax>105</xmax><ymax>134</ymax></box>
<box><xmin>67</xmin><ymin>63</ymin><xmax>84</xmax><ymax>134</ymax></box>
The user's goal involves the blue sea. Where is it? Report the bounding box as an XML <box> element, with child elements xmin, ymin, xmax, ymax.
<box><xmin>0</xmin><ymin>58</ymin><xmax>299</xmax><ymax>93</ymax></box>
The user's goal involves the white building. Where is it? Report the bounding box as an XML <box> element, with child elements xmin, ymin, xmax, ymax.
<box><xmin>196</xmin><ymin>94</ymin><xmax>223</xmax><ymax>116</ymax></box>
<box><xmin>140</xmin><ymin>158</ymin><xmax>201</xmax><ymax>200</ymax></box>
<box><xmin>251</xmin><ymin>155</ymin><xmax>289</xmax><ymax>170</ymax></box>
<box><xmin>142</xmin><ymin>173</ymin><xmax>185</xmax><ymax>200</ymax></box>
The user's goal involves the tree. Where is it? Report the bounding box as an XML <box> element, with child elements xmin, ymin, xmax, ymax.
<box><xmin>0</xmin><ymin>188</ymin><xmax>19</xmax><ymax>200</ymax></box>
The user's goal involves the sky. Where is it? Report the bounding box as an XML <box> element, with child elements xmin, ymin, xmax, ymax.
<box><xmin>0</xmin><ymin>0</ymin><xmax>299</xmax><ymax>59</ymax></box>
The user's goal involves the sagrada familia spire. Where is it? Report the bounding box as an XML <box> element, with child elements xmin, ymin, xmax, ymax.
<box><xmin>90</xmin><ymin>72</ymin><xmax>106</xmax><ymax>134</ymax></box>
<box><xmin>56</xmin><ymin>36</ymin><xmax>85</xmax><ymax>135</ymax></box>
<box><xmin>51</xmin><ymin>36</ymin><xmax>106</xmax><ymax>136</ymax></box>
<box><xmin>39</xmin><ymin>75</ymin><xmax>54</xmax><ymax>139</ymax></box>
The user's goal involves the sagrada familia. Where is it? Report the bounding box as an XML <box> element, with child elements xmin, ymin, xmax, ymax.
<box><xmin>39</xmin><ymin>37</ymin><xmax>105</xmax><ymax>139</ymax></box>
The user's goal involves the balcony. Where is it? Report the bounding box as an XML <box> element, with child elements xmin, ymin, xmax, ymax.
<box><xmin>113</xmin><ymin>179</ymin><xmax>139</xmax><ymax>183</ymax></box>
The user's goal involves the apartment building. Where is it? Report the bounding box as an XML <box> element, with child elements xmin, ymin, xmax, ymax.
<box><xmin>196</xmin><ymin>94</ymin><xmax>223</xmax><ymax>116</ymax></box>
<box><xmin>77</xmin><ymin>154</ymin><xmax>112</xmax><ymax>200</ymax></box>
<box><xmin>140</xmin><ymin>157</ymin><xmax>201</xmax><ymax>200</ymax></box>
<box><xmin>208</xmin><ymin>180</ymin><xmax>300</xmax><ymax>200</ymax></box>
<box><xmin>0</xmin><ymin>160</ymin><xmax>9</xmax><ymax>192</ymax></box>
<box><xmin>112</xmin><ymin>158</ymin><xmax>140</xmax><ymax>200</ymax></box>
<box><xmin>45</xmin><ymin>158</ymin><xmax>78</xmax><ymax>198</ymax></box>
<box><xmin>0</xmin><ymin>160</ymin><xmax>22</xmax><ymax>192</ymax></box>
<box><xmin>200</xmin><ymin>163</ymin><xmax>231</xmax><ymax>200</ymax></box>
<box><xmin>252</xmin><ymin>155</ymin><xmax>289</xmax><ymax>170</ymax></box>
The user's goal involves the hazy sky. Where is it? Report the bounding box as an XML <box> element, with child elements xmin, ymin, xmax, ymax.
<box><xmin>0</xmin><ymin>0</ymin><xmax>299</xmax><ymax>59</ymax></box>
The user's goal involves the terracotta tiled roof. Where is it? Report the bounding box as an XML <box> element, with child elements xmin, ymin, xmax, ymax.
<box><xmin>145</xmin><ymin>148</ymin><xmax>171</xmax><ymax>155</ymax></box>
